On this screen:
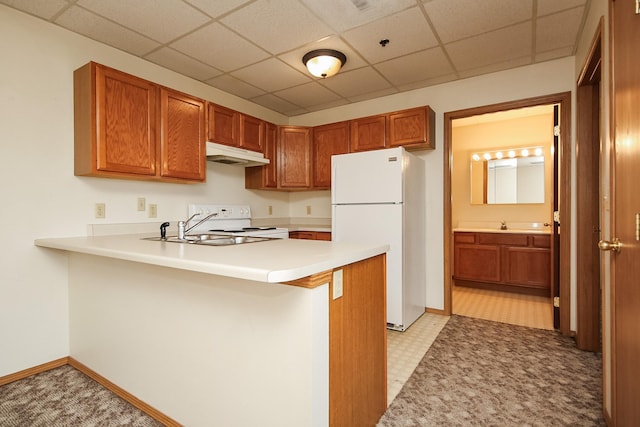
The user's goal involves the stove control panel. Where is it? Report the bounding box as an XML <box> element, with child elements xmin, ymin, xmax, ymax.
<box><xmin>188</xmin><ymin>204</ymin><xmax>252</xmax><ymax>220</ymax></box>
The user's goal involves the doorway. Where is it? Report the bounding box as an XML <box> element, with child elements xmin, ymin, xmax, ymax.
<box><xmin>443</xmin><ymin>93</ymin><xmax>572</xmax><ymax>335</ymax></box>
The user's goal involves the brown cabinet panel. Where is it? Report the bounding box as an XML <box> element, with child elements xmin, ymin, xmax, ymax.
<box><xmin>207</xmin><ymin>103</ymin><xmax>239</xmax><ymax>147</ymax></box>
<box><xmin>315</xmin><ymin>231</ymin><xmax>332</xmax><ymax>241</ymax></box>
<box><xmin>532</xmin><ymin>234</ymin><xmax>551</xmax><ymax>248</ymax></box>
<box><xmin>289</xmin><ymin>231</ymin><xmax>332</xmax><ymax>240</ymax></box>
<box><xmin>503</xmin><ymin>247</ymin><xmax>551</xmax><ymax>288</ymax></box>
<box><xmin>478</xmin><ymin>233</ymin><xmax>528</xmax><ymax>246</ymax></box>
<box><xmin>312</xmin><ymin>121</ymin><xmax>350</xmax><ymax>188</ymax></box>
<box><xmin>350</xmin><ymin>115</ymin><xmax>386</xmax><ymax>152</ymax></box>
<box><xmin>454</xmin><ymin>232</ymin><xmax>476</xmax><ymax>244</ymax></box>
<box><xmin>278</xmin><ymin>126</ymin><xmax>311</xmax><ymax>188</ymax></box>
<box><xmin>75</xmin><ymin>62</ymin><xmax>158</xmax><ymax>177</ymax></box>
<box><xmin>239</xmin><ymin>114</ymin><xmax>264</xmax><ymax>152</ymax></box>
<box><xmin>387</xmin><ymin>106</ymin><xmax>435</xmax><ymax>150</ymax></box>
<box><xmin>159</xmin><ymin>88</ymin><xmax>206</xmax><ymax>181</ymax></box>
<box><xmin>454</xmin><ymin>244</ymin><xmax>501</xmax><ymax>282</ymax></box>
<box><xmin>245</xmin><ymin>122</ymin><xmax>277</xmax><ymax>189</ymax></box>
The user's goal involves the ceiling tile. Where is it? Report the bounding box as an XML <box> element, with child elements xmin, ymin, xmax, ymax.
<box><xmin>145</xmin><ymin>47</ymin><xmax>222</xmax><ymax>81</ymax></box>
<box><xmin>424</xmin><ymin>0</ymin><xmax>532</xmax><ymax>43</ymax></box>
<box><xmin>348</xmin><ymin>87</ymin><xmax>398</xmax><ymax>103</ymax></box>
<box><xmin>206</xmin><ymin>75</ymin><xmax>266</xmax><ymax>99</ymax></box>
<box><xmin>221</xmin><ymin>0</ymin><xmax>333</xmax><ymax>54</ymax></box>
<box><xmin>55</xmin><ymin>6</ymin><xmax>160</xmax><ymax>56</ymax></box>
<box><xmin>278</xmin><ymin>35</ymin><xmax>367</xmax><ymax>76</ymax></box>
<box><xmin>76</xmin><ymin>0</ymin><xmax>210</xmax><ymax>43</ymax></box>
<box><xmin>305</xmin><ymin>98</ymin><xmax>350</xmax><ymax>113</ymax></box>
<box><xmin>342</xmin><ymin>7</ymin><xmax>438</xmax><ymax>64</ymax></box>
<box><xmin>274</xmin><ymin>82</ymin><xmax>343</xmax><ymax>108</ymax></box>
<box><xmin>537</xmin><ymin>0</ymin><xmax>586</xmax><ymax>16</ymax></box>
<box><xmin>170</xmin><ymin>23</ymin><xmax>270</xmax><ymax>72</ymax></box>
<box><xmin>250</xmin><ymin>93</ymin><xmax>304</xmax><ymax>115</ymax></box>
<box><xmin>397</xmin><ymin>73</ymin><xmax>458</xmax><ymax>92</ymax></box>
<box><xmin>375</xmin><ymin>48</ymin><xmax>454</xmax><ymax>86</ymax></box>
<box><xmin>231</xmin><ymin>58</ymin><xmax>311</xmax><ymax>93</ymax></box>
<box><xmin>0</xmin><ymin>0</ymin><xmax>68</xmax><ymax>20</ymax></box>
<box><xmin>301</xmin><ymin>0</ymin><xmax>415</xmax><ymax>32</ymax></box>
<box><xmin>446</xmin><ymin>22</ymin><xmax>532</xmax><ymax>71</ymax></box>
<box><xmin>320</xmin><ymin>67</ymin><xmax>392</xmax><ymax>98</ymax></box>
<box><xmin>535</xmin><ymin>46</ymin><xmax>574</xmax><ymax>63</ymax></box>
<box><xmin>183</xmin><ymin>0</ymin><xmax>252</xmax><ymax>18</ymax></box>
<box><xmin>457</xmin><ymin>56</ymin><xmax>531</xmax><ymax>79</ymax></box>
<box><xmin>536</xmin><ymin>7</ymin><xmax>585</xmax><ymax>53</ymax></box>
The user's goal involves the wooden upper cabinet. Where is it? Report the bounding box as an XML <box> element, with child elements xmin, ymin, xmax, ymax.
<box><xmin>387</xmin><ymin>106</ymin><xmax>436</xmax><ymax>150</ymax></box>
<box><xmin>350</xmin><ymin>115</ymin><xmax>386</xmax><ymax>152</ymax></box>
<box><xmin>75</xmin><ymin>62</ymin><xmax>157</xmax><ymax>177</ymax></box>
<box><xmin>74</xmin><ymin>62</ymin><xmax>205</xmax><ymax>183</ymax></box>
<box><xmin>239</xmin><ymin>114</ymin><xmax>264</xmax><ymax>152</ymax></box>
<box><xmin>245</xmin><ymin>122</ymin><xmax>277</xmax><ymax>189</ymax></box>
<box><xmin>278</xmin><ymin>126</ymin><xmax>311</xmax><ymax>189</ymax></box>
<box><xmin>159</xmin><ymin>88</ymin><xmax>206</xmax><ymax>181</ymax></box>
<box><xmin>207</xmin><ymin>103</ymin><xmax>239</xmax><ymax>147</ymax></box>
<box><xmin>312</xmin><ymin>121</ymin><xmax>350</xmax><ymax>189</ymax></box>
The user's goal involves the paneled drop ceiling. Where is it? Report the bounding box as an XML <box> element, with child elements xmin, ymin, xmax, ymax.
<box><xmin>1</xmin><ymin>0</ymin><xmax>590</xmax><ymax>116</ymax></box>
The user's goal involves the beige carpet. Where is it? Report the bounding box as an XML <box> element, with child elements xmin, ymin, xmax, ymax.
<box><xmin>378</xmin><ymin>315</ymin><xmax>604</xmax><ymax>426</ymax></box>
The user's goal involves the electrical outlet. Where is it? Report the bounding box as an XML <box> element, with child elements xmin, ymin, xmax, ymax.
<box><xmin>332</xmin><ymin>269</ymin><xmax>343</xmax><ymax>300</ymax></box>
<box><xmin>306</xmin><ymin>205</ymin><xmax>311</xmax><ymax>215</ymax></box>
<box><xmin>137</xmin><ymin>197</ymin><xmax>146</xmax><ymax>211</ymax></box>
<box><xmin>95</xmin><ymin>203</ymin><xmax>105</xmax><ymax>219</ymax></box>
<box><xmin>268</xmin><ymin>205</ymin><xmax>273</xmax><ymax>215</ymax></box>
<box><xmin>148</xmin><ymin>204</ymin><xmax>157</xmax><ymax>218</ymax></box>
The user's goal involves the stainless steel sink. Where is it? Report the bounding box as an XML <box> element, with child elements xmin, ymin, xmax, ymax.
<box><xmin>143</xmin><ymin>234</ymin><xmax>272</xmax><ymax>246</ymax></box>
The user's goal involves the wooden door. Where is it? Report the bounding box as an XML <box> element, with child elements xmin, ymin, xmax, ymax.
<box><xmin>159</xmin><ymin>88</ymin><xmax>205</xmax><ymax>181</ymax></box>
<box><xmin>239</xmin><ymin>114</ymin><xmax>264</xmax><ymax>152</ymax></box>
<box><xmin>96</xmin><ymin>64</ymin><xmax>157</xmax><ymax>176</ymax></box>
<box><xmin>607</xmin><ymin>0</ymin><xmax>640</xmax><ymax>423</ymax></box>
<box><xmin>350</xmin><ymin>115</ymin><xmax>386</xmax><ymax>152</ymax></box>
<box><xmin>312</xmin><ymin>121</ymin><xmax>349</xmax><ymax>189</ymax></box>
<box><xmin>278</xmin><ymin>126</ymin><xmax>311</xmax><ymax>188</ymax></box>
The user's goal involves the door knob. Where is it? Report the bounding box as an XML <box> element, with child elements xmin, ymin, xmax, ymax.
<box><xmin>598</xmin><ymin>238</ymin><xmax>622</xmax><ymax>253</ymax></box>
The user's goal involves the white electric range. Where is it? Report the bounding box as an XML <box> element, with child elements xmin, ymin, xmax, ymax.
<box><xmin>187</xmin><ymin>204</ymin><xmax>289</xmax><ymax>239</ymax></box>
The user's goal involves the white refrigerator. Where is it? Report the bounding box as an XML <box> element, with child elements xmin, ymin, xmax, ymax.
<box><xmin>331</xmin><ymin>147</ymin><xmax>426</xmax><ymax>331</ymax></box>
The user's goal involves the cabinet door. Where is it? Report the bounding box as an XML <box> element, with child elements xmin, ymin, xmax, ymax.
<box><xmin>503</xmin><ymin>247</ymin><xmax>551</xmax><ymax>289</ymax></box>
<box><xmin>454</xmin><ymin>244</ymin><xmax>501</xmax><ymax>282</ymax></box>
<box><xmin>207</xmin><ymin>103</ymin><xmax>239</xmax><ymax>147</ymax></box>
<box><xmin>159</xmin><ymin>88</ymin><xmax>206</xmax><ymax>181</ymax></box>
<box><xmin>387</xmin><ymin>106</ymin><xmax>435</xmax><ymax>150</ymax></box>
<box><xmin>350</xmin><ymin>115</ymin><xmax>386</xmax><ymax>152</ymax></box>
<box><xmin>312</xmin><ymin>121</ymin><xmax>349</xmax><ymax>188</ymax></box>
<box><xmin>239</xmin><ymin>114</ymin><xmax>264</xmax><ymax>152</ymax></box>
<box><xmin>315</xmin><ymin>232</ymin><xmax>332</xmax><ymax>241</ymax></box>
<box><xmin>245</xmin><ymin>122</ymin><xmax>277</xmax><ymax>189</ymax></box>
<box><xmin>278</xmin><ymin>126</ymin><xmax>311</xmax><ymax>189</ymax></box>
<box><xmin>94</xmin><ymin>64</ymin><xmax>158</xmax><ymax>176</ymax></box>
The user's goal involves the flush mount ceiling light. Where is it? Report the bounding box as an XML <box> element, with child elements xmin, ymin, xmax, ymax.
<box><xmin>302</xmin><ymin>49</ymin><xmax>347</xmax><ymax>79</ymax></box>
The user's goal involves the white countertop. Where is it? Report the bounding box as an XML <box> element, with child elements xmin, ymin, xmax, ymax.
<box><xmin>35</xmin><ymin>234</ymin><xmax>388</xmax><ymax>283</ymax></box>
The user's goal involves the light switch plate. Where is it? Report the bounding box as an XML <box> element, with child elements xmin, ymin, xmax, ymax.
<box><xmin>332</xmin><ymin>269</ymin><xmax>343</xmax><ymax>300</ymax></box>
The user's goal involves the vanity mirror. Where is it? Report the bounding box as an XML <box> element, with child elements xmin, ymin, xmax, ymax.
<box><xmin>470</xmin><ymin>147</ymin><xmax>545</xmax><ymax>205</ymax></box>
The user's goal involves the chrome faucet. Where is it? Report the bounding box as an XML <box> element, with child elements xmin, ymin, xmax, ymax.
<box><xmin>178</xmin><ymin>212</ymin><xmax>218</xmax><ymax>240</ymax></box>
<box><xmin>500</xmin><ymin>220</ymin><xmax>508</xmax><ymax>230</ymax></box>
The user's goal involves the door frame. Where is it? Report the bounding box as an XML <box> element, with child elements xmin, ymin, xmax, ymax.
<box><xmin>575</xmin><ymin>19</ymin><xmax>604</xmax><ymax>351</ymax></box>
<box><xmin>443</xmin><ymin>92</ymin><xmax>572</xmax><ymax>335</ymax></box>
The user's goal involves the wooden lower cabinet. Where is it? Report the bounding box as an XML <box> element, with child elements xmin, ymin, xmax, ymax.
<box><xmin>453</xmin><ymin>231</ymin><xmax>551</xmax><ymax>295</ymax></box>
<box><xmin>289</xmin><ymin>231</ymin><xmax>331</xmax><ymax>240</ymax></box>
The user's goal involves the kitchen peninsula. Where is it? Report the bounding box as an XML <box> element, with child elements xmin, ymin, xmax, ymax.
<box><xmin>35</xmin><ymin>235</ymin><xmax>389</xmax><ymax>427</ymax></box>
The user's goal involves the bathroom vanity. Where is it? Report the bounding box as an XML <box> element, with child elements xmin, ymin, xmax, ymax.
<box><xmin>453</xmin><ymin>230</ymin><xmax>551</xmax><ymax>296</ymax></box>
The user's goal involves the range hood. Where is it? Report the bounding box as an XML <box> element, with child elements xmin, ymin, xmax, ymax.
<box><xmin>206</xmin><ymin>142</ymin><xmax>270</xmax><ymax>167</ymax></box>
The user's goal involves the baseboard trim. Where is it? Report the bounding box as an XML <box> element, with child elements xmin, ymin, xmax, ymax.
<box><xmin>0</xmin><ymin>357</ymin><xmax>69</xmax><ymax>386</ymax></box>
<box><xmin>68</xmin><ymin>358</ymin><xmax>181</xmax><ymax>427</ymax></box>
<box><xmin>425</xmin><ymin>307</ymin><xmax>446</xmax><ymax>316</ymax></box>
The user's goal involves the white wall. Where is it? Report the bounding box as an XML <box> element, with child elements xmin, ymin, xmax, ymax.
<box><xmin>1</xmin><ymin>2</ymin><xmax>587</xmax><ymax>377</ymax></box>
<box><xmin>292</xmin><ymin>58</ymin><xmax>576</xmax><ymax>311</ymax></box>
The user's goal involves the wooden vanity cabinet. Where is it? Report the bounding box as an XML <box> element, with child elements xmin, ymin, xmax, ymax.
<box><xmin>453</xmin><ymin>231</ymin><xmax>551</xmax><ymax>295</ymax></box>
<box><xmin>277</xmin><ymin>126</ymin><xmax>312</xmax><ymax>189</ymax></box>
<box><xmin>312</xmin><ymin>121</ymin><xmax>350</xmax><ymax>189</ymax></box>
<box><xmin>74</xmin><ymin>62</ymin><xmax>205</xmax><ymax>183</ymax></box>
<box><xmin>350</xmin><ymin>115</ymin><xmax>386</xmax><ymax>152</ymax></box>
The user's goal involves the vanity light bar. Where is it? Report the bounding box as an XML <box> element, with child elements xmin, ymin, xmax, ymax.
<box><xmin>471</xmin><ymin>146</ymin><xmax>545</xmax><ymax>161</ymax></box>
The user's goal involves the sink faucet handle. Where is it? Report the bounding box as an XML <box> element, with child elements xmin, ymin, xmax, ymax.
<box><xmin>500</xmin><ymin>220</ymin><xmax>508</xmax><ymax>230</ymax></box>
